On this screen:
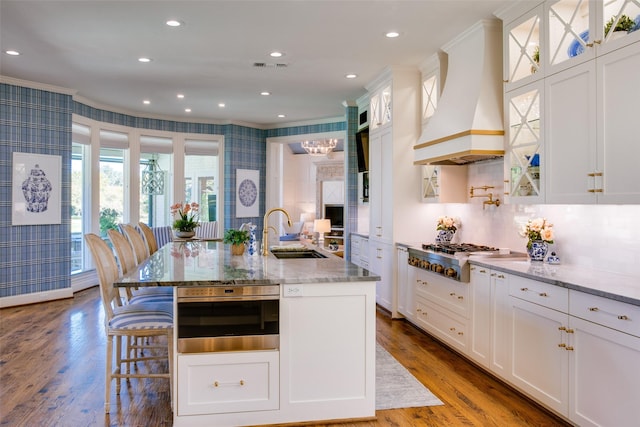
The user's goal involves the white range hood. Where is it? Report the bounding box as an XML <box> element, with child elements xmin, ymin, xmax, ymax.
<box><xmin>414</xmin><ymin>20</ymin><xmax>505</xmax><ymax>166</ymax></box>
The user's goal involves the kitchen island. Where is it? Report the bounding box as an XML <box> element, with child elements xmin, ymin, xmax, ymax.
<box><xmin>115</xmin><ymin>241</ymin><xmax>379</xmax><ymax>427</ymax></box>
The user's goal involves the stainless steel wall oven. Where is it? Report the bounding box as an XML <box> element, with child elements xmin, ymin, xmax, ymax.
<box><xmin>177</xmin><ymin>285</ymin><xmax>280</xmax><ymax>353</ymax></box>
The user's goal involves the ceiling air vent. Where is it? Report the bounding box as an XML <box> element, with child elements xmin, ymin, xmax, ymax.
<box><xmin>253</xmin><ymin>62</ymin><xmax>288</xmax><ymax>68</ymax></box>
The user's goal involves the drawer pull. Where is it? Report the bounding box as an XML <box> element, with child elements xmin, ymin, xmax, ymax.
<box><xmin>566</xmin><ymin>328</ymin><xmax>574</xmax><ymax>334</ymax></box>
<box><xmin>497</xmin><ymin>275</ymin><xmax>505</xmax><ymax>278</ymax></box>
<box><xmin>565</xmin><ymin>346</ymin><xmax>574</xmax><ymax>351</ymax></box>
<box><xmin>589</xmin><ymin>306</ymin><xmax>630</xmax><ymax>321</ymax></box>
<box><xmin>479</xmin><ymin>269</ymin><xmax>487</xmax><ymax>273</ymax></box>
<box><xmin>558</xmin><ymin>343</ymin><xmax>566</xmax><ymax>348</ymax></box>
<box><xmin>214</xmin><ymin>380</ymin><xmax>245</xmax><ymax>387</ymax></box>
<box><xmin>520</xmin><ymin>287</ymin><xmax>528</xmax><ymax>292</ymax></box>
<box><xmin>458</xmin><ymin>332</ymin><xmax>464</xmax><ymax>336</ymax></box>
<box><xmin>458</xmin><ymin>296</ymin><xmax>464</xmax><ymax>300</ymax></box>
<box><xmin>558</xmin><ymin>326</ymin><xmax>566</xmax><ymax>331</ymax></box>
<box><xmin>539</xmin><ymin>292</ymin><xmax>548</xmax><ymax>297</ymax></box>
<box><xmin>450</xmin><ymin>327</ymin><xmax>456</xmax><ymax>331</ymax></box>
<box><xmin>450</xmin><ymin>292</ymin><xmax>456</xmax><ymax>296</ymax></box>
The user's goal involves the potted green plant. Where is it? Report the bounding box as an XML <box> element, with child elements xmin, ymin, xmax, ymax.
<box><xmin>531</xmin><ymin>45</ymin><xmax>540</xmax><ymax>74</ymax></box>
<box><xmin>223</xmin><ymin>229</ymin><xmax>250</xmax><ymax>255</ymax></box>
<box><xmin>604</xmin><ymin>14</ymin><xmax>635</xmax><ymax>37</ymax></box>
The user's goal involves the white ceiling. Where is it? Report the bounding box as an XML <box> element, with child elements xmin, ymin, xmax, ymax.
<box><xmin>0</xmin><ymin>0</ymin><xmax>526</xmax><ymax>127</ymax></box>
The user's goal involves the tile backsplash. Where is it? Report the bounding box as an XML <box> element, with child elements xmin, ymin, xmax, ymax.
<box><xmin>411</xmin><ymin>159</ymin><xmax>640</xmax><ymax>276</ymax></box>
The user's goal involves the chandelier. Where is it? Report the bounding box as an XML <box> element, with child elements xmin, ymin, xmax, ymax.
<box><xmin>301</xmin><ymin>138</ymin><xmax>338</xmax><ymax>156</ymax></box>
<box><xmin>141</xmin><ymin>158</ymin><xmax>165</xmax><ymax>195</ymax></box>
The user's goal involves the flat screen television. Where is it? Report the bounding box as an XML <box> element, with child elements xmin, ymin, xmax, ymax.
<box><xmin>324</xmin><ymin>204</ymin><xmax>344</xmax><ymax>228</ymax></box>
<box><xmin>355</xmin><ymin>127</ymin><xmax>369</xmax><ymax>172</ymax></box>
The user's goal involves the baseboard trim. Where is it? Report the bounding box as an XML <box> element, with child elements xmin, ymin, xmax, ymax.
<box><xmin>0</xmin><ymin>287</ymin><xmax>73</xmax><ymax>308</ymax></box>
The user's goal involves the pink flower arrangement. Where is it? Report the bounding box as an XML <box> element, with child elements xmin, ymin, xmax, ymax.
<box><xmin>521</xmin><ymin>217</ymin><xmax>554</xmax><ymax>249</ymax></box>
<box><xmin>436</xmin><ymin>216</ymin><xmax>459</xmax><ymax>232</ymax></box>
<box><xmin>170</xmin><ymin>202</ymin><xmax>200</xmax><ymax>232</ymax></box>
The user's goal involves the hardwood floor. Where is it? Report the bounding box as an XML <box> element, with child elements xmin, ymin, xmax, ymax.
<box><xmin>0</xmin><ymin>287</ymin><xmax>570</xmax><ymax>427</ymax></box>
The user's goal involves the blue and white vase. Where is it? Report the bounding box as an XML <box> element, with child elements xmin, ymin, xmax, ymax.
<box><xmin>527</xmin><ymin>240</ymin><xmax>548</xmax><ymax>262</ymax></box>
<box><xmin>246</xmin><ymin>224</ymin><xmax>259</xmax><ymax>256</ymax></box>
<box><xmin>435</xmin><ymin>229</ymin><xmax>455</xmax><ymax>243</ymax></box>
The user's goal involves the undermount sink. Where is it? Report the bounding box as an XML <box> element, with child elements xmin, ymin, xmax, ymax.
<box><xmin>271</xmin><ymin>250</ymin><xmax>327</xmax><ymax>259</ymax></box>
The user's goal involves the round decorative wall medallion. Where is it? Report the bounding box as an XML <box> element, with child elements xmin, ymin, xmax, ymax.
<box><xmin>238</xmin><ymin>179</ymin><xmax>257</xmax><ymax>207</ymax></box>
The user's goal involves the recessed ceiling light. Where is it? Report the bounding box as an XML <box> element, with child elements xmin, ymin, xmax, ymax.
<box><xmin>185</xmin><ymin>108</ymin><xmax>191</xmax><ymax>113</ymax></box>
<box><xmin>218</xmin><ymin>103</ymin><xmax>225</xmax><ymax>108</ymax></box>
<box><xmin>143</xmin><ymin>100</ymin><xmax>151</xmax><ymax>105</ymax></box>
<box><xmin>270</xmin><ymin>51</ymin><xmax>284</xmax><ymax>58</ymax></box>
<box><xmin>166</xmin><ymin>19</ymin><xmax>182</xmax><ymax>27</ymax></box>
<box><xmin>138</xmin><ymin>57</ymin><xmax>152</xmax><ymax>63</ymax></box>
<box><xmin>5</xmin><ymin>50</ymin><xmax>20</xmax><ymax>56</ymax></box>
<box><xmin>345</xmin><ymin>74</ymin><xmax>358</xmax><ymax>79</ymax></box>
<box><xmin>260</xmin><ymin>91</ymin><xmax>271</xmax><ymax>96</ymax></box>
<box><xmin>177</xmin><ymin>94</ymin><xmax>185</xmax><ymax>99</ymax></box>
<box><xmin>278</xmin><ymin>114</ymin><xmax>286</xmax><ymax>118</ymax></box>
<box><xmin>385</xmin><ymin>31</ymin><xmax>400</xmax><ymax>38</ymax></box>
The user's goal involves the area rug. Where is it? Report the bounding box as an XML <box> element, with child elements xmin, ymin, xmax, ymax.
<box><xmin>376</xmin><ymin>343</ymin><xmax>444</xmax><ymax>410</ymax></box>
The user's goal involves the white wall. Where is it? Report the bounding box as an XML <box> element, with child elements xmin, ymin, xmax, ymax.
<box><xmin>408</xmin><ymin>159</ymin><xmax>640</xmax><ymax>275</ymax></box>
<box><xmin>282</xmin><ymin>149</ymin><xmax>345</xmax><ymax>230</ymax></box>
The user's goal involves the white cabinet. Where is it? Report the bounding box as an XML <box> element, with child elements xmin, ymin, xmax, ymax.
<box><xmin>413</xmin><ymin>269</ymin><xmax>469</xmax><ymax>353</ymax></box>
<box><xmin>469</xmin><ymin>266</ymin><xmax>492</xmax><ymax>369</ymax></box>
<box><xmin>509</xmin><ymin>291</ymin><xmax>569</xmax><ymax>415</ymax></box>
<box><xmin>368</xmin><ymin>127</ymin><xmax>393</xmax><ymax>242</ymax></box>
<box><xmin>504</xmin><ymin>82</ymin><xmax>544</xmax><ymax>203</ymax></box>
<box><xmin>280</xmin><ymin>282</ymin><xmax>376</xmax><ymax>422</ymax></box>
<box><xmin>369</xmin><ymin>83</ymin><xmax>392</xmax><ymax>131</ymax></box>
<box><xmin>349</xmin><ymin>234</ymin><xmax>369</xmax><ymax>270</ymax></box>
<box><xmin>365</xmin><ymin>67</ymin><xmax>421</xmax><ymax>318</ymax></box>
<box><xmin>503</xmin><ymin>3</ymin><xmax>544</xmax><ymax>92</ymax></box>
<box><xmin>546</xmin><ymin>42</ymin><xmax>640</xmax><ymax>203</ymax></box>
<box><xmin>395</xmin><ymin>246</ymin><xmax>413</xmax><ymax>319</ymax></box>
<box><xmin>177</xmin><ymin>351</ymin><xmax>279</xmax><ymax>416</ymax></box>
<box><xmin>568</xmin><ymin>291</ymin><xmax>640</xmax><ymax>427</ymax></box>
<box><xmin>369</xmin><ymin>241</ymin><xmax>393</xmax><ymax>312</ymax></box>
<box><xmin>469</xmin><ymin>266</ymin><xmax>511</xmax><ymax>376</ymax></box>
<box><xmin>545</xmin><ymin>0</ymin><xmax>640</xmax><ymax>76</ymax></box>
<box><xmin>501</xmin><ymin>0</ymin><xmax>640</xmax><ymax>205</ymax></box>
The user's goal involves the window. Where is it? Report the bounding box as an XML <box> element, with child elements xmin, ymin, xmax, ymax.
<box><xmin>185</xmin><ymin>139</ymin><xmax>220</xmax><ymax>222</ymax></box>
<box><xmin>69</xmin><ymin>118</ymin><xmax>224</xmax><ymax>281</ymax></box>
<box><xmin>140</xmin><ymin>135</ymin><xmax>173</xmax><ymax>227</ymax></box>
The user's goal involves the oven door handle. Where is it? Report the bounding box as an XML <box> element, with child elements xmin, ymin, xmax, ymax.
<box><xmin>177</xmin><ymin>295</ymin><xmax>279</xmax><ymax>303</ymax></box>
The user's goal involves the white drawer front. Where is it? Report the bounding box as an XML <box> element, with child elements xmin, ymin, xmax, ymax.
<box><xmin>509</xmin><ymin>275</ymin><xmax>568</xmax><ymax>313</ymax></box>
<box><xmin>415</xmin><ymin>270</ymin><xmax>469</xmax><ymax>317</ymax></box>
<box><xmin>570</xmin><ymin>291</ymin><xmax>640</xmax><ymax>338</ymax></box>
<box><xmin>415</xmin><ymin>297</ymin><xmax>468</xmax><ymax>351</ymax></box>
<box><xmin>177</xmin><ymin>351</ymin><xmax>279</xmax><ymax>416</ymax></box>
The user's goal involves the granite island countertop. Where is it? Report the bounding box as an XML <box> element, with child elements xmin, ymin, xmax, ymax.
<box><xmin>468</xmin><ymin>256</ymin><xmax>640</xmax><ymax>307</ymax></box>
<box><xmin>114</xmin><ymin>240</ymin><xmax>379</xmax><ymax>287</ymax></box>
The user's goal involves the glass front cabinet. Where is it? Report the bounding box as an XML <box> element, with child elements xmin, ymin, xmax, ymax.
<box><xmin>369</xmin><ymin>84</ymin><xmax>392</xmax><ymax>131</ymax></box>
<box><xmin>546</xmin><ymin>0</ymin><xmax>640</xmax><ymax>75</ymax></box>
<box><xmin>504</xmin><ymin>82</ymin><xmax>543</xmax><ymax>203</ymax></box>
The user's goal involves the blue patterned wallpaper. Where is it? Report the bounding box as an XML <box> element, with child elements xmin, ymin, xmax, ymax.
<box><xmin>1</xmin><ymin>82</ymin><xmax>348</xmax><ymax>298</ymax></box>
<box><xmin>0</xmin><ymin>83</ymin><xmax>72</xmax><ymax>298</ymax></box>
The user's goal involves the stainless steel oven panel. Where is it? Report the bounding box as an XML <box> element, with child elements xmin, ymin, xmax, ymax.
<box><xmin>177</xmin><ymin>285</ymin><xmax>280</xmax><ymax>300</ymax></box>
<box><xmin>178</xmin><ymin>335</ymin><xmax>279</xmax><ymax>354</ymax></box>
